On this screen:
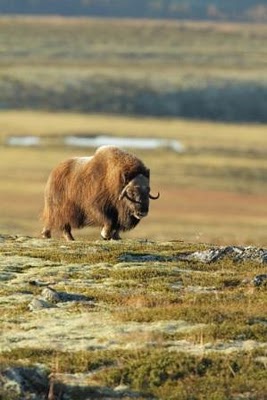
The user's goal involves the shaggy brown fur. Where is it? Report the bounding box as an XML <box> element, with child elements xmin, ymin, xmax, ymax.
<box><xmin>42</xmin><ymin>146</ymin><xmax>159</xmax><ymax>241</ymax></box>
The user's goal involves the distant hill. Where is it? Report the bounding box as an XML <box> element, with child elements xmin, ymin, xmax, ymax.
<box><xmin>0</xmin><ymin>0</ymin><xmax>267</xmax><ymax>22</ymax></box>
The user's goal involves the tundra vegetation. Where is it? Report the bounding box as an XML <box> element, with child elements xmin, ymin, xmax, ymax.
<box><xmin>0</xmin><ymin>235</ymin><xmax>267</xmax><ymax>399</ymax></box>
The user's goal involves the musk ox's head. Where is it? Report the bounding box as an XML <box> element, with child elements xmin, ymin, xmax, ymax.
<box><xmin>119</xmin><ymin>174</ymin><xmax>160</xmax><ymax>220</ymax></box>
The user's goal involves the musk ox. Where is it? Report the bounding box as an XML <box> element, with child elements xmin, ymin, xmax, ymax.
<box><xmin>41</xmin><ymin>145</ymin><xmax>160</xmax><ymax>241</ymax></box>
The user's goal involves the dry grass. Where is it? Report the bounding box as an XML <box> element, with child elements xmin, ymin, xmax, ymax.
<box><xmin>1</xmin><ymin>110</ymin><xmax>267</xmax><ymax>150</ymax></box>
<box><xmin>0</xmin><ymin>111</ymin><xmax>267</xmax><ymax>245</ymax></box>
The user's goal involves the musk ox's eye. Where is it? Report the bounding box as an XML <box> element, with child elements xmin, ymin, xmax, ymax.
<box><xmin>133</xmin><ymin>193</ymin><xmax>141</xmax><ymax>202</ymax></box>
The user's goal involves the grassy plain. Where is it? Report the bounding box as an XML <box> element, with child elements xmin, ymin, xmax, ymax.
<box><xmin>0</xmin><ymin>111</ymin><xmax>267</xmax><ymax>245</ymax></box>
<box><xmin>1</xmin><ymin>17</ymin><xmax>266</xmax><ymax>77</ymax></box>
<box><xmin>0</xmin><ymin>17</ymin><xmax>267</xmax><ymax>120</ymax></box>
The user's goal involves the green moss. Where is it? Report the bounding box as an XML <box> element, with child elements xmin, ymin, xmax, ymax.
<box><xmin>95</xmin><ymin>349</ymin><xmax>267</xmax><ymax>399</ymax></box>
<box><xmin>1</xmin><ymin>237</ymin><xmax>267</xmax><ymax>399</ymax></box>
<box><xmin>1</xmin><ymin>348</ymin><xmax>266</xmax><ymax>399</ymax></box>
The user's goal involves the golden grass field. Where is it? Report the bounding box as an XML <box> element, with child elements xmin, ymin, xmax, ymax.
<box><xmin>0</xmin><ymin>110</ymin><xmax>266</xmax><ymax>246</ymax></box>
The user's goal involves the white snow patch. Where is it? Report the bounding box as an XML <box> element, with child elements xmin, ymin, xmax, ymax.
<box><xmin>65</xmin><ymin>135</ymin><xmax>184</xmax><ymax>153</ymax></box>
<box><xmin>7</xmin><ymin>136</ymin><xmax>40</xmax><ymax>147</ymax></box>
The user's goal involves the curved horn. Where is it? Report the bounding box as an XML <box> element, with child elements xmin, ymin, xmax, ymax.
<box><xmin>149</xmin><ymin>192</ymin><xmax>160</xmax><ymax>200</ymax></box>
<box><xmin>119</xmin><ymin>187</ymin><xmax>142</xmax><ymax>204</ymax></box>
<box><xmin>119</xmin><ymin>185</ymin><xmax>128</xmax><ymax>200</ymax></box>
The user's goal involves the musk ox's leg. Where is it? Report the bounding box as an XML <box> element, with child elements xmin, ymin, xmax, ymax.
<box><xmin>112</xmin><ymin>230</ymin><xmax>121</xmax><ymax>240</ymax></box>
<box><xmin>101</xmin><ymin>225</ymin><xmax>113</xmax><ymax>240</ymax></box>
<box><xmin>41</xmin><ymin>227</ymin><xmax>51</xmax><ymax>239</ymax></box>
<box><xmin>101</xmin><ymin>225</ymin><xmax>121</xmax><ymax>241</ymax></box>
<box><xmin>62</xmin><ymin>224</ymin><xmax>75</xmax><ymax>241</ymax></box>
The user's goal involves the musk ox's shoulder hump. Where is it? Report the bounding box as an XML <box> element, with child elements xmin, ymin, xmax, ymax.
<box><xmin>73</xmin><ymin>156</ymin><xmax>94</xmax><ymax>164</ymax></box>
<box><xmin>95</xmin><ymin>145</ymin><xmax>138</xmax><ymax>158</ymax></box>
<box><xmin>95</xmin><ymin>146</ymin><xmax>149</xmax><ymax>180</ymax></box>
<box><xmin>95</xmin><ymin>145</ymin><xmax>128</xmax><ymax>158</ymax></box>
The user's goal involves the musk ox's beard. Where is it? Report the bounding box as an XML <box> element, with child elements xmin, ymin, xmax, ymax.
<box><xmin>119</xmin><ymin>213</ymin><xmax>141</xmax><ymax>232</ymax></box>
<box><xmin>127</xmin><ymin>204</ymin><xmax>148</xmax><ymax>221</ymax></box>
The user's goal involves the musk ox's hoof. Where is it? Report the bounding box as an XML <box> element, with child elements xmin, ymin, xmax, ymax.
<box><xmin>101</xmin><ymin>230</ymin><xmax>121</xmax><ymax>241</ymax></box>
<box><xmin>112</xmin><ymin>232</ymin><xmax>121</xmax><ymax>240</ymax></box>
<box><xmin>63</xmin><ymin>234</ymin><xmax>75</xmax><ymax>241</ymax></box>
<box><xmin>41</xmin><ymin>228</ymin><xmax>51</xmax><ymax>239</ymax></box>
<box><xmin>101</xmin><ymin>234</ymin><xmax>110</xmax><ymax>241</ymax></box>
<box><xmin>101</xmin><ymin>227</ymin><xmax>112</xmax><ymax>240</ymax></box>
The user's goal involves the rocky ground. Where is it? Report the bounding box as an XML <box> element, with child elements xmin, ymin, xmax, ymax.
<box><xmin>0</xmin><ymin>234</ymin><xmax>266</xmax><ymax>399</ymax></box>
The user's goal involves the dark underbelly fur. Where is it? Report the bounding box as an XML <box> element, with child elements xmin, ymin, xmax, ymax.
<box><xmin>75</xmin><ymin>205</ymin><xmax>140</xmax><ymax>232</ymax></box>
<box><xmin>73</xmin><ymin>205</ymin><xmax>87</xmax><ymax>228</ymax></box>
